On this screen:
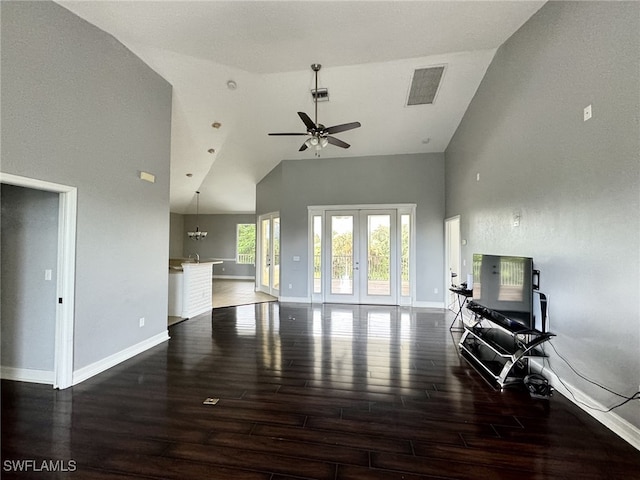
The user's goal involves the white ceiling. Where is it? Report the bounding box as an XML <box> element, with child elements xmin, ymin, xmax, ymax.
<box><xmin>58</xmin><ymin>1</ymin><xmax>545</xmax><ymax>214</ymax></box>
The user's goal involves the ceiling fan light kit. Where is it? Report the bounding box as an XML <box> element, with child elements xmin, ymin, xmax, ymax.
<box><xmin>187</xmin><ymin>191</ymin><xmax>207</xmax><ymax>240</ymax></box>
<box><xmin>268</xmin><ymin>64</ymin><xmax>361</xmax><ymax>155</ymax></box>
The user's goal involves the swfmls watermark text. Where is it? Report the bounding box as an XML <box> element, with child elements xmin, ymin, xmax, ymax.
<box><xmin>3</xmin><ymin>459</ymin><xmax>77</xmax><ymax>473</ymax></box>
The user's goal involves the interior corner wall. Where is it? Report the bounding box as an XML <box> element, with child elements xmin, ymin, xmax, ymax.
<box><xmin>1</xmin><ymin>185</ymin><xmax>59</xmax><ymax>374</ymax></box>
<box><xmin>256</xmin><ymin>161</ymin><xmax>283</xmax><ymax>216</ymax></box>
<box><xmin>257</xmin><ymin>153</ymin><xmax>445</xmax><ymax>304</ymax></box>
<box><xmin>169</xmin><ymin>212</ymin><xmax>185</xmax><ymax>258</ymax></box>
<box><xmin>445</xmin><ymin>1</ymin><xmax>639</xmax><ymax>429</ymax></box>
<box><xmin>1</xmin><ymin>1</ymin><xmax>172</xmax><ymax>374</ymax></box>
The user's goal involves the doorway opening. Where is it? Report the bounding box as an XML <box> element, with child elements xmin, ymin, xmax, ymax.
<box><xmin>309</xmin><ymin>204</ymin><xmax>415</xmax><ymax>306</ymax></box>
<box><xmin>0</xmin><ymin>173</ymin><xmax>77</xmax><ymax>389</ymax></box>
<box><xmin>256</xmin><ymin>212</ymin><xmax>280</xmax><ymax>297</ymax></box>
<box><xmin>444</xmin><ymin>215</ymin><xmax>461</xmax><ymax>311</ymax></box>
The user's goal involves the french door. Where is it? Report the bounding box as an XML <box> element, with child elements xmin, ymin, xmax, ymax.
<box><xmin>257</xmin><ymin>212</ymin><xmax>280</xmax><ymax>297</ymax></box>
<box><xmin>311</xmin><ymin>206</ymin><xmax>414</xmax><ymax>306</ymax></box>
<box><xmin>445</xmin><ymin>216</ymin><xmax>461</xmax><ymax>310</ymax></box>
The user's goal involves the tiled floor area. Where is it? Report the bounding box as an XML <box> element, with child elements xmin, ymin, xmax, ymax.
<box><xmin>212</xmin><ymin>278</ymin><xmax>276</xmax><ymax>308</ymax></box>
<box><xmin>169</xmin><ymin>279</ymin><xmax>276</xmax><ymax>326</ymax></box>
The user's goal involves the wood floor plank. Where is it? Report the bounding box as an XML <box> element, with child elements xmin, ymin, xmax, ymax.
<box><xmin>165</xmin><ymin>442</ymin><xmax>337</xmax><ymax>479</ymax></box>
<box><xmin>251</xmin><ymin>423</ymin><xmax>414</xmax><ymax>455</ymax></box>
<box><xmin>2</xmin><ymin>303</ymin><xmax>638</xmax><ymax>479</ymax></box>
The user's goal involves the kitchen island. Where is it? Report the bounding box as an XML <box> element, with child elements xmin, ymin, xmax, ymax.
<box><xmin>168</xmin><ymin>260</ymin><xmax>222</xmax><ymax>319</ymax></box>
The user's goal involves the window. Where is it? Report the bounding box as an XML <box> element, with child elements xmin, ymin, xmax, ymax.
<box><xmin>236</xmin><ymin>223</ymin><xmax>256</xmax><ymax>264</ymax></box>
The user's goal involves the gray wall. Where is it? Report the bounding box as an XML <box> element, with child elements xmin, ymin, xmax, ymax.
<box><xmin>1</xmin><ymin>185</ymin><xmax>59</xmax><ymax>372</ymax></box>
<box><xmin>257</xmin><ymin>153</ymin><xmax>445</xmax><ymax>303</ymax></box>
<box><xmin>1</xmin><ymin>1</ymin><xmax>172</xmax><ymax>371</ymax></box>
<box><xmin>445</xmin><ymin>2</ymin><xmax>639</xmax><ymax>427</ymax></box>
<box><xmin>169</xmin><ymin>212</ymin><xmax>184</xmax><ymax>258</ymax></box>
<box><xmin>182</xmin><ymin>213</ymin><xmax>257</xmax><ymax>277</ymax></box>
<box><xmin>256</xmin><ymin>162</ymin><xmax>283</xmax><ymax>216</ymax></box>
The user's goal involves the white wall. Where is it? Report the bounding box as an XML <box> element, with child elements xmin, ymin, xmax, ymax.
<box><xmin>1</xmin><ymin>1</ymin><xmax>172</xmax><ymax>375</ymax></box>
<box><xmin>446</xmin><ymin>1</ymin><xmax>639</xmax><ymax>430</ymax></box>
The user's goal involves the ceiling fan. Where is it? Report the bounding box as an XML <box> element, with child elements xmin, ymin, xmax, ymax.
<box><xmin>268</xmin><ymin>64</ymin><xmax>361</xmax><ymax>153</ymax></box>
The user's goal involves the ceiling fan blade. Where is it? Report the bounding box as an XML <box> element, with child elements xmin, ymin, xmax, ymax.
<box><xmin>299</xmin><ymin>142</ymin><xmax>309</xmax><ymax>152</ymax></box>
<box><xmin>324</xmin><ymin>121</ymin><xmax>361</xmax><ymax>135</ymax></box>
<box><xmin>326</xmin><ymin>136</ymin><xmax>351</xmax><ymax>149</ymax></box>
<box><xmin>268</xmin><ymin>132</ymin><xmax>308</xmax><ymax>136</ymax></box>
<box><xmin>298</xmin><ymin>112</ymin><xmax>316</xmax><ymax>130</ymax></box>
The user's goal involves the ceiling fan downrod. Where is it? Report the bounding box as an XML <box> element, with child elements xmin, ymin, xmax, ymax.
<box><xmin>311</xmin><ymin>63</ymin><xmax>321</xmax><ymax>128</ymax></box>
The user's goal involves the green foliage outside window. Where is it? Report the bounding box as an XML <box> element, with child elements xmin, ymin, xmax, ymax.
<box><xmin>237</xmin><ymin>224</ymin><xmax>256</xmax><ymax>264</ymax></box>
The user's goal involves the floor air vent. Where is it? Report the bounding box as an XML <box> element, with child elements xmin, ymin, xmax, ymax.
<box><xmin>406</xmin><ymin>66</ymin><xmax>445</xmax><ymax>106</ymax></box>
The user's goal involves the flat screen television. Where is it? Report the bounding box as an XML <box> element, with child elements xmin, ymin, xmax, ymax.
<box><xmin>469</xmin><ymin>254</ymin><xmax>539</xmax><ymax>331</ymax></box>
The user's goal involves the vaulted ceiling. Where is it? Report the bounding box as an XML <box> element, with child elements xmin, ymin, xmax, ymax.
<box><xmin>58</xmin><ymin>1</ymin><xmax>545</xmax><ymax>214</ymax></box>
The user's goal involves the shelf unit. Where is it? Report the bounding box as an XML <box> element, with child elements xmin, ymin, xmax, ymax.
<box><xmin>459</xmin><ymin>300</ymin><xmax>554</xmax><ymax>389</ymax></box>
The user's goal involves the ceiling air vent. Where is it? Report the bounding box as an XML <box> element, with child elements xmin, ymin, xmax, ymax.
<box><xmin>406</xmin><ymin>66</ymin><xmax>445</xmax><ymax>106</ymax></box>
<box><xmin>311</xmin><ymin>88</ymin><xmax>329</xmax><ymax>102</ymax></box>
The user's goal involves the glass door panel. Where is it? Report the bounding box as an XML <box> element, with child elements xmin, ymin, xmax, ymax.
<box><xmin>273</xmin><ymin>217</ymin><xmax>280</xmax><ymax>291</ymax></box>
<box><xmin>401</xmin><ymin>214</ymin><xmax>411</xmax><ymax>297</ymax></box>
<box><xmin>330</xmin><ymin>214</ymin><xmax>354</xmax><ymax>295</ymax></box>
<box><xmin>258</xmin><ymin>213</ymin><xmax>280</xmax><ymax>297</ymax></box>
<box><xmin>313</xmin><ymin>215</ymin><xmax>322</xmax><ymax>294</ymax></box>
<box><xmin>366</xmin><ymin>214</ymin><xmax>391</xmax><ymax>296</ymax></box>
<box><xmin>260</xmin><ymin>218</ymin><xmax>270</xmax><ymax>290</ymax></box>
<box><xmin>359</xmin><ymin>210</ymin><xmax>396</xmax><ymax>305</ymax></box>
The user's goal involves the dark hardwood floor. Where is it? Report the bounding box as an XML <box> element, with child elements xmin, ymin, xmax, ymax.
<box><xmin>2</xmin><ymin>303</ymin><xmax>639</xmax><ymax>479</ymax></box>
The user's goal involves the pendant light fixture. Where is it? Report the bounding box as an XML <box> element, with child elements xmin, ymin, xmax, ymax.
<box><xmin>187</xmin><ymin>191</ymin><xmax>207</xmax><ymax>240</ymax></box>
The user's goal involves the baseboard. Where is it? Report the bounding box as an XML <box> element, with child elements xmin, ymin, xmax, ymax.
<box><xmin>72</xmin><ymin>331</ymin><xmax>170</xmax><ymax>386</ymax></box>
<box><xmin>0</xmin><ymin>366</ymin><xmax>54</xmax><ymax>385</ymax></box>
<box><xmin>413</xmin><ymin>301</ymin><xmax>446</xmax><ymax>309</ymax></box>
<box><xmin>278</xmin><ymin>296</ymin><xmax>310</xmax><ymax>303</ymax></box>
<box><xmin>182</xmin><ymin>304</ymin><xmax>212</xmax><ymax>319</ymax></box>
<box><xmin>277</xmin><ymin>298</ymin><xmax>448</xmax><ymax>308</ymax></box>
<box><xmin>531</xmin><ymin>360</ymin><xmax>640</xmax><ymax>451</ymax></box>
<box><xmin>213</xmin><ymin>275</ymin><xmax>255</xmax><ymax>280</ymax></box>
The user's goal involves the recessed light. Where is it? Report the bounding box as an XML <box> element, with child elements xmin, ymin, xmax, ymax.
<box><xmin>421</xmin><ymin>138</ymin><xmax>431</xmax><ymax>144</ymax></box>
<box><xmin>226</xmin><ymin>80</ymin><xmax>237</xmax><ymax>90</ymax></box>
<box><xmin>186</xmin><ymin>173</ymin><xmax>193</xmax><ymax>177</ymax></box>
<box><xmin>211</xmin><ymin>122</ymin><xmax>222</xmax><ymax>129</ymax></box>
<box><xmin>207</xmin><ymin>148</ymin><xmax>215</xmax><ymax>154</ymax></box>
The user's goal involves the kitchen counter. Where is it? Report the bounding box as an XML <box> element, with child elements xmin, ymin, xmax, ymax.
<box><xmin>168</xmin><ymin>261</ymin><xmax>223</xmax><ymax>318</ymax></box>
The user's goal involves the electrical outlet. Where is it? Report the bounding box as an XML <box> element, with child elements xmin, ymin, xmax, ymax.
<box><xmin>584</xmin><ymin>104</ymin><xmax>592</xmax><ymax>121</ymax></box>
<box><xmin>288</xmin><ymin>284</ymin><xmax>292</xmax><ymax>289</ymax></box>
<box><xmin>139</xmin><ymin>317</ymin><xmax>145</xmax><ymax>328</ymax></box>
<box><xmin>434</xmin><ymin>288</ymin><xmax>438</xmax><ymax>294</ymax></box>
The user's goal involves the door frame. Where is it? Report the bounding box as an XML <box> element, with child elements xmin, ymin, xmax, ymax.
<box><xmin>444</xmin><ymin>215</ymin><xmax>461</xmax><ymax>310</ymax></box>
<box><xmin>0</xmin><ymin>172</ymin><xmax>77</xmax><ymax>389</ymax></box>
<box><xmin>256</xmin><ymin>211</ymin><xmax>280</xmax><ymax>297</ymax></box>
<box><xmin>308</xmin><ymin>204</ymin><xmax>416</xmax><ymax>306</ymax></box>
<box><xmin>323</xmin><ymin>209</ymin><xmax>361</xmax><ymax>304</ymax></box>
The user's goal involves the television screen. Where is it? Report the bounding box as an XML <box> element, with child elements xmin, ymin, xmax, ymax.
<box><xmin>471</xmin><ymin>254</ymin><xmax>534</xmax><ymax>330</ymax></box>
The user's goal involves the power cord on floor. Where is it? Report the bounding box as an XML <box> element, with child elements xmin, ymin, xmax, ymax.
<box><xmin>541</xmin><ymin>341</ymin><xmax>640</xmax><ymax>413</ymax></box>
